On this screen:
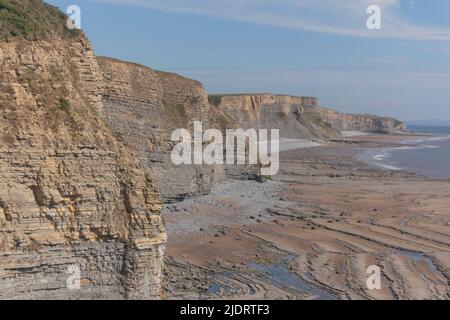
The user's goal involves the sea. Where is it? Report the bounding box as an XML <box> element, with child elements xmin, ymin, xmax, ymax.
<box><xmin>360</xmin><ymin>125</ymin><xmax>450</xmax><ymax>180</ymax></box>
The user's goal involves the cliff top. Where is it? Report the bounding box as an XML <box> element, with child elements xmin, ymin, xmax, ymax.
<box><xmin>97</xmin><ymin>56</ymin><xmax>203</xmax><ymax>87</ymax></box>
<box><xmin>209</xmin><ymin>93</ymin><xmax>310</xmax><ymax>98</ymax></box>
<box><xmin>208</xmin><ymin>93</ymin><xmax>317</xmax><ymax>107</ymax></box>
<box><xmin>0</xmin><ymin>0</ymin><xmax>80</xmax><ymax>40</ymax></box>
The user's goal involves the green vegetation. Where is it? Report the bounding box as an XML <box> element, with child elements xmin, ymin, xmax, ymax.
<box><xmin>58</xmin><ymin>98</ymin><xmax>70</xmax><ymax>111</ymax></box>
<box><xmin>164</xmin><ymin>100</ymin><xmax>187</xmax><ymax>122</ymax></box>
<box><xmin>208</xmin><ymin>95</ymin><xmax>223</xmax><ymax>107</ymax></box>
<box><xmin>212</xmin><ymin>112</ymin><xmax>236</xmax><ymax>130</ymax></box>
<box><xmin>0</xmin><ymin>0</ymin><xmax>81</xmax><ymax>40</ymax></box>
<box><xmin>394</xmin><ymin>119</ymin><xmax>404</xmax><ymax>127</ymax></box>
<box><xmin>189</xmin><ymin>96</ymin><xmax>200</xmax><ymax>105</ymax></box>
<box><xmin>304</xmin><ymin>112</ymin><xmax>333</xmax><ymax>129</ymax></box>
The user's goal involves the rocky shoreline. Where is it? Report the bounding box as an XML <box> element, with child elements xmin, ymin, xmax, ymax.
<box><xmin>163</xmin><ymin>134</ymin><xmax>450</xmax><ymax>300</ymax></box>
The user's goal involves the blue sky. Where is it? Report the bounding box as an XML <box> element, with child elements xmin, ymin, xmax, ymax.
<box><xmin>47</xmin><ymin>0</ymin><xmax>450</xmax><ymax>121</ymax></box>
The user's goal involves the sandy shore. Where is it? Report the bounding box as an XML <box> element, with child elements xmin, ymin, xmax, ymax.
<box><xmin>163</xmin><ymin>134</ymin><xmax>450</xmax><ymax>300</ymax></box>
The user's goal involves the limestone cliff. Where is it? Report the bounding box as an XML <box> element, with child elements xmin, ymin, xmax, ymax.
<box><xmin>98</xmin><ymin>57</ymin><xmax>216</xmax><ymax>203</ymax></box>
<box><xmin>303</xmin><ymin>105</ymin><xmax>407</xmax><ymax>134</ymax></box>
<box><xmin>99</xmin><ymin>59</ymin><xmax>263</xmax><ymax>202</ymax></box>
<box><xmin>209</xmin><ymin>94</ymin><xmax>340</xmax><ymax>139</ymax></box>
<box><xmin>210</xmin><ymin>94</ymin><xmax>406</xmax><ymax>138</ymax></box>
<box><xmin>0</xmin><ymin>1</ymin><xmax>166</xmax><ymax>299</ymax></box>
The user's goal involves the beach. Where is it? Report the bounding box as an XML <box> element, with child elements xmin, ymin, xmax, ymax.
<box><xmin>163</xmin><ymin>134</ymin><xmax>450</xmax><ymax>300</ymax></box>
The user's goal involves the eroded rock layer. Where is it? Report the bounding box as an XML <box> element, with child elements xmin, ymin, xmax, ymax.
<box><xmin>99</xmin><ymin>57</ymin><xmax>218</xmax><ymax>203</ymax></box>
<box><xmin>208</xmin><ymin>94</ymin><xmax>339</xmax><ymax>139</ymax></box>
<box><xmin>209</xmin><ymin>94</ymin><xmax>406</xmax><ymax>138</ymax></box>
<box><xmin>303</xmin><ymin>105</ymin><xmax>407</xmax><ymax>133</ymax></box>
<box><xmin>0</xmin><ymin>29</ymin><xmax>166</xmax><ymax>299</ymax></box>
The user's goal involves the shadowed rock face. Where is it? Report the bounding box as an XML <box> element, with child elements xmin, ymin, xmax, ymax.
<box><xmin>0</xmin><ymin>1</ymin><xmax>166</xmax><ymax>300</ymax></box>
<box><xmin>98</xmin><ymin>58</ymin><xmax>265</xmax><ymax>203</ymax></box>
<box><xmin>209</xmin><ymin>94</ymin><xmax>406</xmax><ymax>137</ymax></box>
<box><xmin>98</xmin><ymin>57</ymin><xmax>216</xmax><ymax>203</ymax></box>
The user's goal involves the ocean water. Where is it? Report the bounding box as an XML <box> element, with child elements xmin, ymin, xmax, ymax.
<box><xmin>360</xmin><ymin>126</ymin><xmax>450</xmax><ymax>180</ymax></box>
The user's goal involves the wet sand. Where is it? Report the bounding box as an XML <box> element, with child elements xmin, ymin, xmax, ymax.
<box><xmin>163</xmin><ymin>134</ymin><xmax>450</xmax><ymax>300</ymax></box>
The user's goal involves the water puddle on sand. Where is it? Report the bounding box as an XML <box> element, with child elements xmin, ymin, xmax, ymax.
<box><xmin>207</xmin><ymin>271</ymin><xmax>244</xmax><ymax>295</ymax></box>
<box><xmin>208</xmin><ymin>283</ymin><xmax>233</xmax><ymax>294</ymax></box>
<box><xmin>397</xmin><ymin>250</ymin><xmax>440</xmax><ymax>275</ymax></box>
<box><xmin>248</xmin><ymin>261</ymin><xmax>339</xmax><ymax>300</ymax></box>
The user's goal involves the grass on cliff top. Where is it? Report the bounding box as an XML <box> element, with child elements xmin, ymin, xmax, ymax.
<box><xmin>58</xmin><ymin>98</ymin><xmax>70</xmax><ymax>111</ymax></box>
<box><xmin>208</xmin><ymin>93</ymin><xmax>309</xmax><ymax>107</ymax></box>
<box><xmin>155</xmin><ymin>70</ymin><xmax>203</xmax><ymax>86</ymax></box>
<box><xmin>0</xmin><ymin>0</ymin><xmax>81</xmax><ymax>40</ymax></box>
<box><xmin>209</xmin><ymin>94</ymin><xmax>263</xmax><ymax>106</ymax></box>
<box><xmin>208</xmin><ymin>95</ymin><xmax>223</xmax><ymax>107</ymax></box>
<box><xmin>163</xmin><ymin>100</ymin><xmax>187</xmax><ymax>124</ymax></box>
<box><xmin>304</xmin><ymin>111</ymin><xmax>333</xmax><ymax>130</ymax></box>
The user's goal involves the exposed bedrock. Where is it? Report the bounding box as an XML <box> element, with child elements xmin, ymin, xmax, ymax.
<box><xmin>303</xmin><ymin>105</ymin><xmax>407</xmax><ymax>134</ymax></box>
<box><xmin>98</xmin><ymin>58</ymin><xmax>259</xmax><ymax>203</ymax></box>
<box><xmin>0</xmin><ymin>1</ymin><xmax>166</xmax><ymax>299</ymax></box>
<box><xmin>209</xmin><ymin>94</ymin><xmax>406</xmax><ymax>137</ymax></box>
<box><xmin>98</xmin><ymin>57</ymin><xmax>214</xmax><ymax>203</ymax></box>
<box><xmin>208</xmin><ymin>94</ymin><xmax>339</xmax><ymax>139</ymax></box>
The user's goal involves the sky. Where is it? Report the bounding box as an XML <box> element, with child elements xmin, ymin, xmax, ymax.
<box><xmin>47</xmin><ymin>0</ymin><xmax>450</xmax><ymax>122</ymax></box>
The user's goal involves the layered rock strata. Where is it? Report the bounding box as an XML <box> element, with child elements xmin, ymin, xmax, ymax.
<box><xmin>0</xmin><ymin>19</ymin><xmax>166</xmax><ymax>299</ymax></box>
<box><xmin>303</xmin><ymin>105</ymin><xmax>407</xmax><ymax>133</ymax></box>
<box><xmin>98</xmin><ymin>57</ymin><xmax>216</xmax><ymax>203</ymax></box>
<box><xmin>99</xmin><ymin>58</ymin><xmax>260</xmax><ymax>203</ymax></box>
<box><xmin>208</xmin><ymin>94</ymin><xmax>340</xmax><ymax>139</ymax></box>
<box><xmin>209</xmin><ymin>94</ymin><xmax>406</xmax><ymax>137</ymax></box>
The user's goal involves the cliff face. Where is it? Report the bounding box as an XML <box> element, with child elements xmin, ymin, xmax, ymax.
<box><xmin>209</xmin><ymin>94</ymin><xmax>340</xmax><ymax>139</ymax></box>
<box><xmin>98</xmin><ymin>59</ymin><xmax>262</xmax><ymax>203</ymax></box>
<box><xmin>98</xmin><ymin>57</ymin><xmax>215</xmax><ymax>203</ymax></box>
<box><xmin>304</xmin><ymin>105</ymin><xmax>407</xmax><ymax>134</ymax></box>
<box><xmin>0</xmin><ymin>2</ymin><xmax>166</xmax><ymax>299</ymax></box>
<box><xmin>210</xmin><ymin>94</ymin><xmax>406</xmax><ymax>138</ymax></box>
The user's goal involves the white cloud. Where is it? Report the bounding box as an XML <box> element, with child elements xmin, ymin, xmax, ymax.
<box><xmin>92</xmin><ymin>0</ymin><xmax>450</xmax><ymax>41</ymax></box>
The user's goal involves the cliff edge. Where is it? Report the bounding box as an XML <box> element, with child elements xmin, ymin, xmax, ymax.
<box><xmin>0</xmin><ymin>0</ymin><xmax>166</xmax><ymax>299</ymax></box>
<box><xmin>98</xmin><ymin>57</ymin><xmax>215</xmax><ymax>203</ymax></box>
<box><xmin>209</xmin><ymin>94</ymin><xmax>406</xmax><ymax>138</ymax></box>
